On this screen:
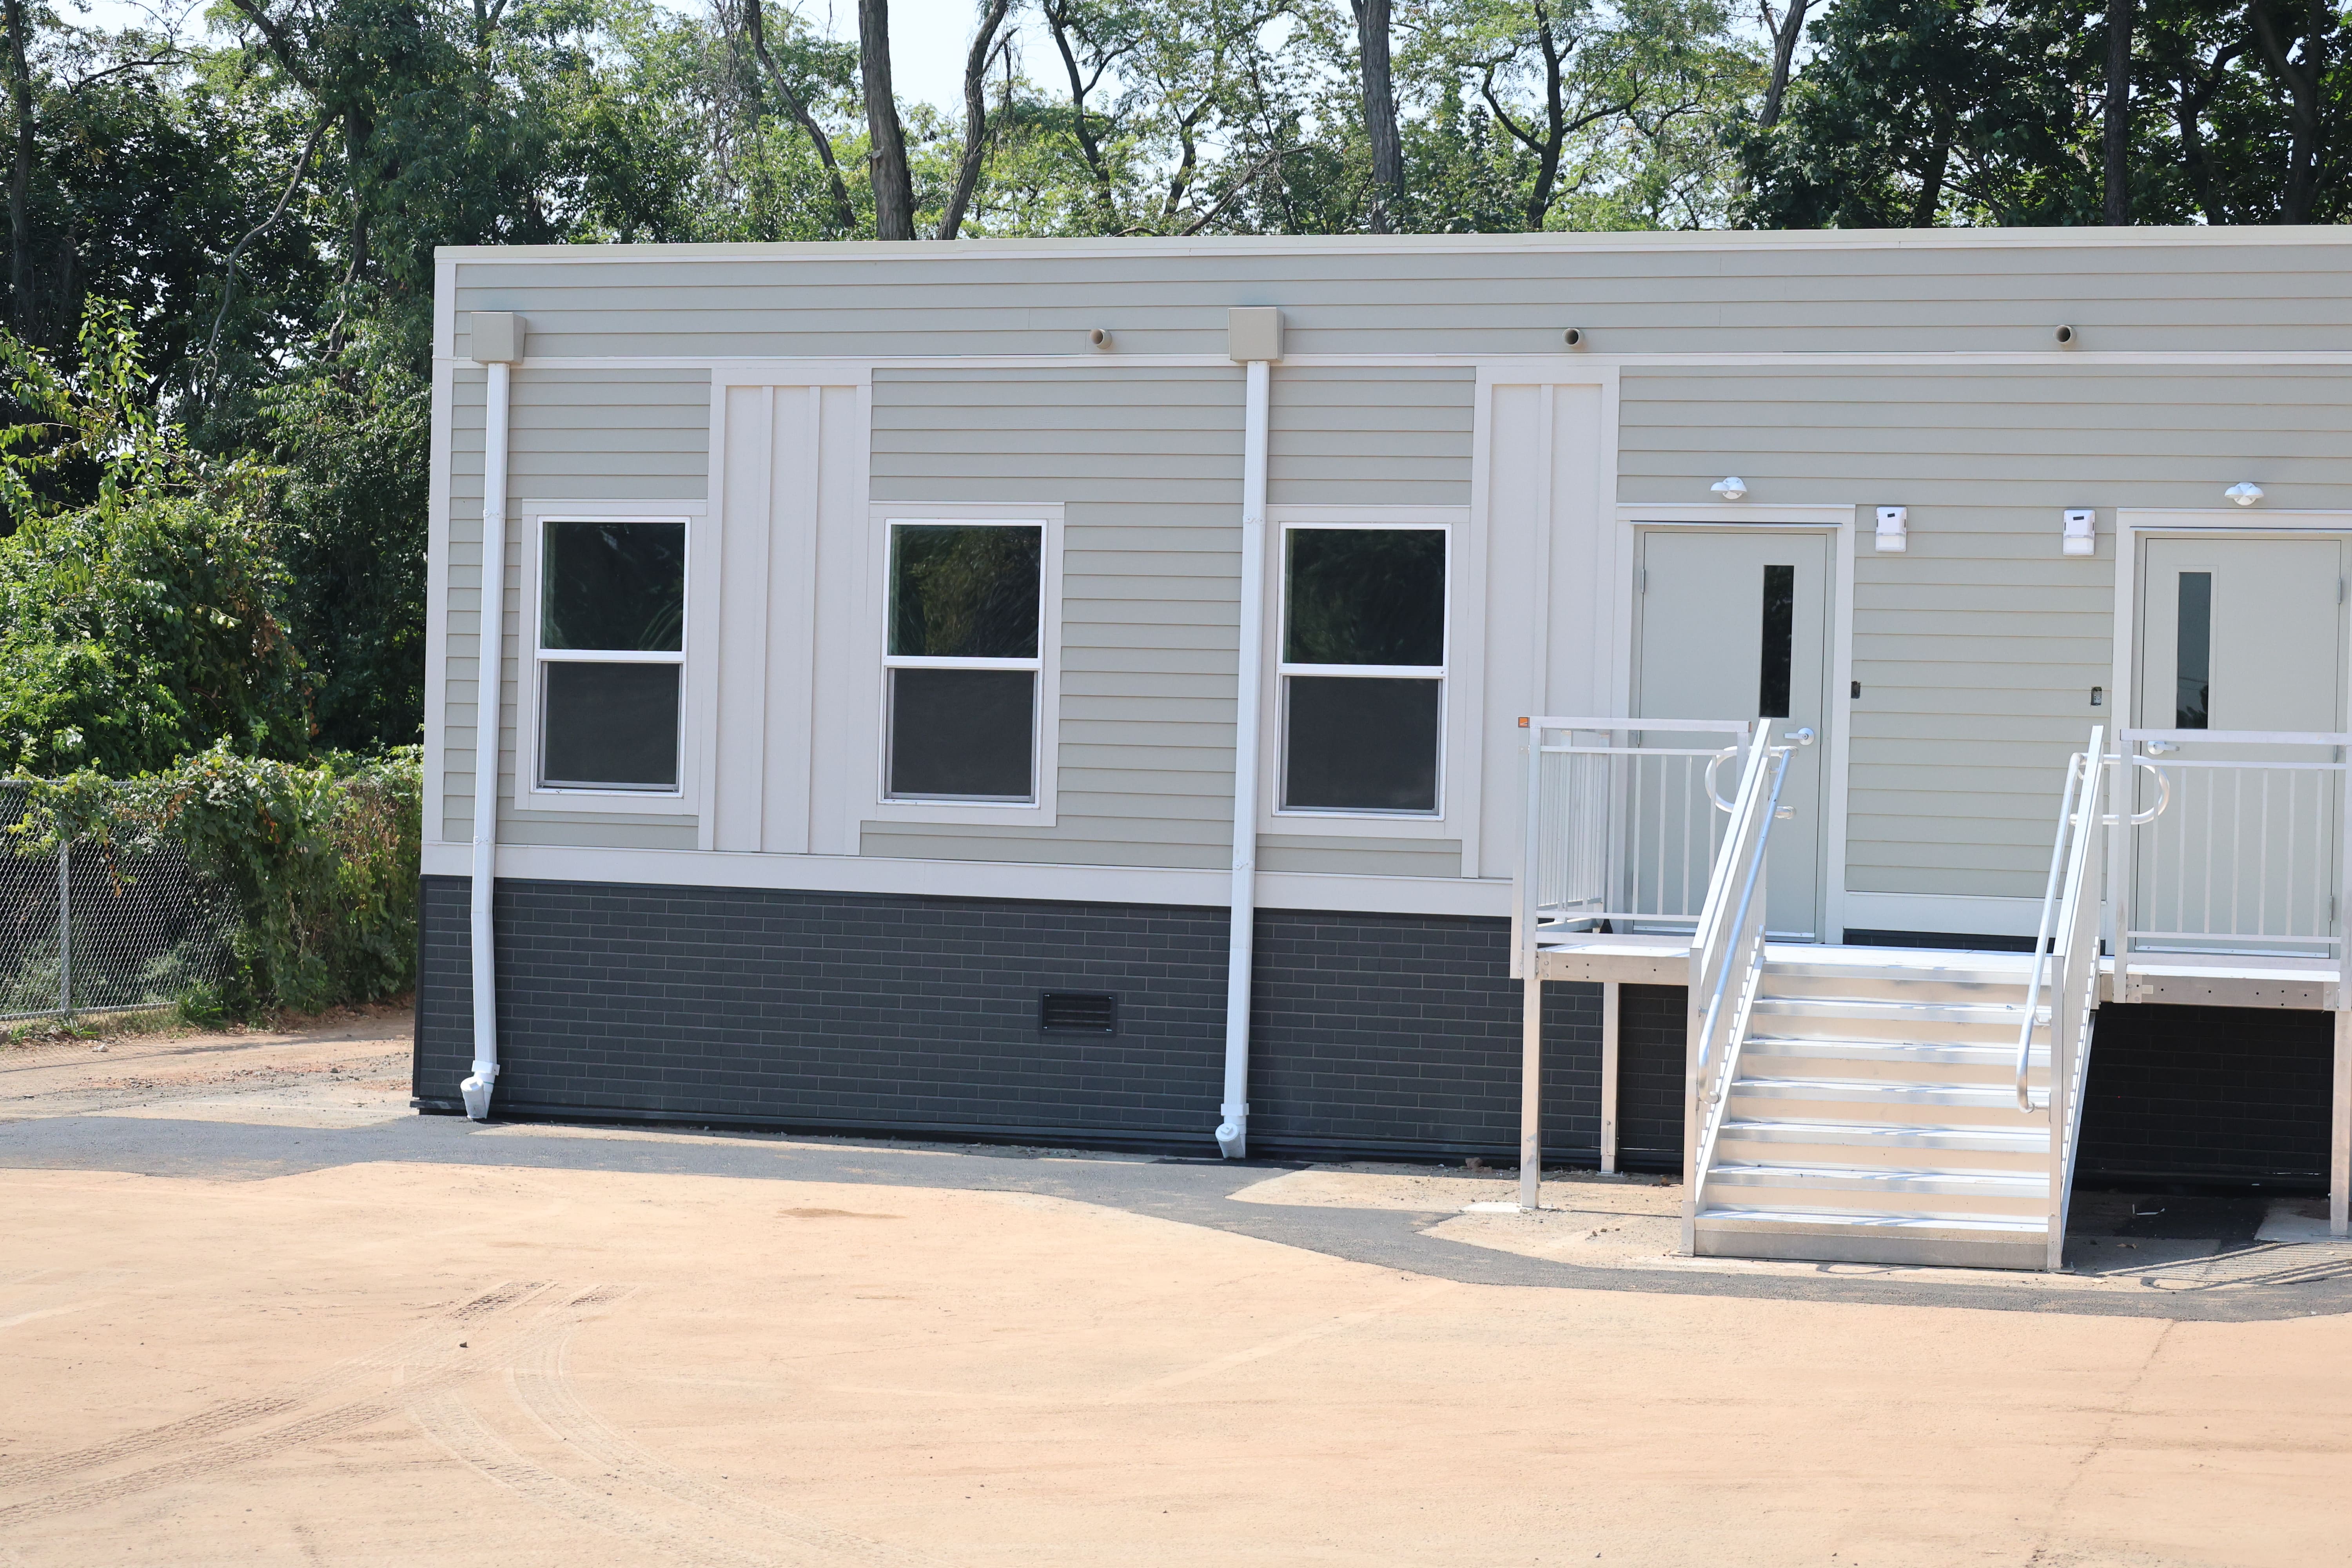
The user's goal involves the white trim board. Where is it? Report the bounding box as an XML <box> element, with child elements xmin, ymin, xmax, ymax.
<box><xmin>437</xmin><ymin>226</ymin><xmax>2352</xmax><ymax>263</ymax></box>
<box><xmin>418</xmin><ymin>840</ymin><xmax>1515</xmax><ymax>919</ymax></box>
<box><xmin>433</xmin><ymin>349</ymin><xmax>2352</xmax><ymax>375</ymax></box>
<box><xmin>1256</xmin><ymin>505</ymin><xmax>1476</xmax><ymax>848</ymax></box>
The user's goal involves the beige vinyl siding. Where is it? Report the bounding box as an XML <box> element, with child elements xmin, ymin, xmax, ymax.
<box><xmin>1621</xmin><ymin>363</ymin><xmax>2352</xmax><ymax>900</ymax></box>
<box><xmin>450</xmin><ymin>235</ymin><xmax>2352</xmax><ymax>360</ymax></box>
<box><xmin>864</xmin><ymin>365</ymin><xmax>1240</xmax><ymax>869</ymax></box>
<box><xmin>440</xmin><ymin>366</ymin><xmax>711</xmax><ymax>846</ymax></box>
<box><xmin>1270</xmin><ymin>365</ymin><xmax>1474</xmax><ymax>506</ymax></box>
<box><xmin>860</xmin><ymin>365</ymin><xmax>1470</xmax><ymax>874</ymax></box>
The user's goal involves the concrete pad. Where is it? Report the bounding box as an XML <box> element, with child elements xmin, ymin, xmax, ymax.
<box><xmin>2258</xmin><ymin>1198</ymin><xmax>2341</xmax><ymax>1242</ymax></box>
<box><xmin>1229</xmin><ymin>1163</ymin><xmax>1679</xmax><ymax>1216</ymax></box>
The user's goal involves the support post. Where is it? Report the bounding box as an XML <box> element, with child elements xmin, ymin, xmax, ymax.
<box><xmin>1599</xmin><ymin>980</ymin><xmax>1620</xmax><ymax>1174</ymax></box>
<box><xmin>56</xmin><ymin>837</ymin><xmax>70</xmax><ymax>1019</ymax></box>
<box><xmin>2334</xmin><ymin>1007</ymin><xmax>2350</xmax><ymax>1239</ymax></box>
<box><xmin>1519</xmin><ymin>967</ymin><xmax>1543</xmax><ymax>1209</ymax></box>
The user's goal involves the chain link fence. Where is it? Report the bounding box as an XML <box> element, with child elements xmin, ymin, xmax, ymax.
<box><xmin>1</xmin><ymin>781</ymin><xmax>239</xmax><ymax>1024</ymax></box>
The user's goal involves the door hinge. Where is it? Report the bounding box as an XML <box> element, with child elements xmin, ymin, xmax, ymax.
<box><xmin>1639</xmin><ymin>567</ymin><xmax>1647</xmax><ymax>595</ymax></box>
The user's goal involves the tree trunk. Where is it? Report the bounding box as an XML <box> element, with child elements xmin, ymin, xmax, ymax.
<box><xmin>2247</xmin><ymin>0</ymin><xmax>2327</xmax><ymax>223</ymax></box>
<box><xmin>858</xmin><ymin>0</ymin><xmax>916</xmax><ymax>240</ymax></box>
<box><xmin>1042</xmin><ymin>0</ymin><xmax>1118</xmax><ymax>227</ymax></box>
<box><xmin>4</xmin><ymin>0</ymin><xmax>32</xmax><ymax>336</ymax></box>
<box><xmin>1908</xmin><ymin>120</ymin><xmax>1953</xmax><ymax>227</ymax></box>
<box><xmin>1348</xmin><ymin>0</ymin><xmax>1404</xmax><ymax>231</ymax></box>
<box><xmin>1757</xmin><ymin>0</ymin><xmax>1811</xmax><ymax>129</ymax></box>
<box><xmin>938</xmin><ymin>0</ymin><xmax>1012</xmax><ymax>238</ymax></box>
<box><xmin>743</xmin><ymin>0</ymin><xmax>858</xmax><ymax>235</ymax></box>
<box><xmin>2104</xmin><ymin>0</ymin><xmax>2132</xmax><ymax>223</ymax></box>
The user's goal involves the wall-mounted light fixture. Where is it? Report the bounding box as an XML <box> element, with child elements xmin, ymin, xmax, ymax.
<box><xmin>2226</xmin><ymin>481</ymin><xmax>2264</xmax><ymax>506</ymax></box>
<box><xmin>2062</xmin><ymin>508</ymin><xmax>2096</xmax><ymax>556</ymax></box>
<box><xmin>1711</xmin><ymin>476</ymin><xmax>1748</xmax><ymax>501</ymax></box>
<box><xmin>1875</xmin><ymin>506</ymin><xmax>1908</xmax><ymax>554</ymax></box>
<box><xmin>1087</xmin><ymin>327</ymin><xmax>1114</xmax><ymax>350</ymax></box>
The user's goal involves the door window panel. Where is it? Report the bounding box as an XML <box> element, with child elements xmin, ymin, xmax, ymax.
<box><xmin>1278</xmin><ymin>525</ymin><xmax>1447</xmax><ymax>815</ymax></box>
<box><xmin>2176</xmin><ymin>571</ymin><xmax>2211</xmax><ymax>729</ymax></box>
<box><xmin>1758</xmin><ymin>563</ymin><xmax>1795</xmax><ymax>719</ymax></box>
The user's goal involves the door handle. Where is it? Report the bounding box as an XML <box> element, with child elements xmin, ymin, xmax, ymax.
<box><xmin>1782</xmin><ymin>726</ymin><xmax>1816</xmax><ymax>746</ymax></box>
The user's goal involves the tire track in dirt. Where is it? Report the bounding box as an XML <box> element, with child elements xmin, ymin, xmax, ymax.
<box><xmin>0</xmin><ymin>1281</ymin><xmax>559</xmax><ymax>1507</ymax></box>
<box><xmin>488</xmin><ymin>1307</ymin><xmax>932</xmax><ymax>1566</ymax></box>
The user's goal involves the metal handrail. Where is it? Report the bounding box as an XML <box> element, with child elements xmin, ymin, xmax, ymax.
<box><xmin>1685</xmin><ymin>735</ymin><xmax>1795</xmax><ymax>1226</ymax></box>
<box><xmin>2017</xmin><ymin>735</ymin><xmax>2098</xmax><ymax>1111</ymax></box>
<box><xmin>1696</xmin><ymin>750</ymin><xmax>1793</xmax><ymax>1104</ymax></box>
<box><xmin>2042</xmin><ymin>752</ymin><xmax>2111</xmax><ymax>1270</ymax></box>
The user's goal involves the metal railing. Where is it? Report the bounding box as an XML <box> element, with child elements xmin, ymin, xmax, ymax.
<box><xmin>2014</xmin><ymin>728</ymin><xmax>2118</xmax><ymax>1271</ymax></box>
<box><xmin>0</xmin><ymin>782</ymin><xmax>236</xmax><ymax>1024</ymax></box>
<box><xmin>2113</xmin><ymin>729</ymin><xmax>2351</xmax><ymax>962</ymax></box>
<box><xmin>1517</xmin><ymin>716</ymin><xmax>1756</xmax><ymax>954</ymax></box>
<box><xmin>1683</xmin><ymin>734</ymin><xmax>1796</xmax><ymax>1241</ymax></box>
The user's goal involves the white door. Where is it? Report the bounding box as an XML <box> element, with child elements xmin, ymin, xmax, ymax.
<box><xmin>1636</xmin><ymin>529</ymin><xmax>1831</xmax><ymax>941</ymax></box>
<box><xmin>2133</xmin><ymin>535</ymin><xmax>2346</xmax><ymax>954</ymax></box>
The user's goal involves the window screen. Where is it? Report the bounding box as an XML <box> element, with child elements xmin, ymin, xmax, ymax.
<box><xmin>535</xmin><ymin>520</ymin><xmax>687</xmax><ymax>793</ymax></box>
<box><xmin>884</xmin><ymin>523</ymin><xmax>1045</xmax><ymax>802</ymax></box>
<box><xmin>1278</xmin><ymin>526</ymin><xmax>1446</xmax><ymax>815</ymax></box>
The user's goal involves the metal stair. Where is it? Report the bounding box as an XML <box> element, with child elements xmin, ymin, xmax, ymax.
<box><xmin>1690</xmin><ymin>949</ymin><xmax>2060</xmax><ymax>1270</ymax></box>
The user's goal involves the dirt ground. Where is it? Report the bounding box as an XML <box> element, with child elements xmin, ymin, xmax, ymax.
<box><xmin>5</xmin><ymin>1013</ymin><xmax>2351</xmax><ymax>1566</ymax></box>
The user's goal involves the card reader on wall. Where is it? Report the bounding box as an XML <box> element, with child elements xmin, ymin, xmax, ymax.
<box><xmin>1875</xmin><ymin>506</ymin><xmax>1907</xmax><ymax>553</ymax></box>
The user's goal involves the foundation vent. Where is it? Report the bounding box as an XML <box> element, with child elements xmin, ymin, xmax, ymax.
<box><xmin>1039</xmin><ymin>991</ymin><xmax>1118</xmax><ymax>1034</ymax></box>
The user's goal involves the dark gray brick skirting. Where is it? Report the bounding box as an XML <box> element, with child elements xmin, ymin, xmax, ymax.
<box><xmin>414</xmin><ymin>876</ymin><xmax>1656</xmax><ymax>1163</ymax></box>
<box><xmin>412</xmin><ymin>877</ymin><xmax>2330</xmax><ymax>1183</ymax></box>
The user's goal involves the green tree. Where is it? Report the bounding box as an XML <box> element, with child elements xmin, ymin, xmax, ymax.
<box><xmin>1739</xmin><ymin>0</ymin><xmax>2352</xmax><ymax>229</ymax></box>
<box><xmin>0</xmin><ymin>302</ymin><xmax>310</xmax><ymax>775</ymax></box>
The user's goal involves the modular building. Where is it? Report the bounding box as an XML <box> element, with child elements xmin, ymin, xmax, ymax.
<box><xmin>417</xmin><ymin>229</ymin><xmax>2352</xmax><ymax>1267</ymax></box>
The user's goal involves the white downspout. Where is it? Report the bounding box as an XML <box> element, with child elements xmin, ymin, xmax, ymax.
<box><xmin>1218</xmin><ymin>308</ymin><xmax>1280</xmax><ymax>1159</ymax></box>
<box><xmin>462</xmin><ymin>313</ymin><xmax>525</xmax><ymax>1121</ymax></box>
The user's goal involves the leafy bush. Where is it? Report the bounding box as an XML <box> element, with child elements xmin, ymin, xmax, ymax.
<box><xmin>0</xmin><ymin>303</ymin><xmax>312</xmax><ymax>776</ymax></box>
<box><xmin>16</xmin><ymin>746</ymin><xmax>421</xmax><ymax>1017</ymax></box>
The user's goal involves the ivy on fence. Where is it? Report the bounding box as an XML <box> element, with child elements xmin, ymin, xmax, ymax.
<box><xmin>10</xmin><ymin>744</ymin><xmax>421</xmax><ymax>1017</ymax></box>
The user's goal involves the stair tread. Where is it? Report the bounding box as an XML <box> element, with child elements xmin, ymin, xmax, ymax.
<box><xmin>1740</xmin><ymin>1034</ymin><xmax>2051</xmax><ymax>1062</ymax></box>
<box><xmin>1752</xmin><ymin>996</ymin><xmax>2043</xmax><ymax>1020</ymax></box>
<box><xmin>1730</xmin><ymin>1076</ymin><xmax>2037</xmax><ymax>1102</ymax></box>
<box><xmin>1719</xmin><ymin>1118</ymin><xmax>2047</xmax><ymax>1145</ymax></box>
<box><xmin>1762</xmin><ymin>959</ymin><xmax>2037</xmax><ymax>987</ymax></box>
<box><xmin>1712</xmin><ymin>1161</ymin><xmax>2047</xmax><ymax>1187</ymax></box>
<box><xmin>1697</xmin><ymin>1208</ymin><xmax>2047</xmax><ymax>1235</ymax></box>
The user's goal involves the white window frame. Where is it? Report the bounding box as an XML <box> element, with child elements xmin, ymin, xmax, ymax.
<box><xmin>512</xmin><ymin>502</ymin><xmax>712</xmax><ymax>817</ymax></box>
<box><xmin>1272</xmin><ymin>512</ymin><xmax>1455</xmax><ymax>824</ymax></box>
<box><xmin>866</xmin><ymin>506</ymin><xmax>1064</xmax><ymax>825</ymax></box>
